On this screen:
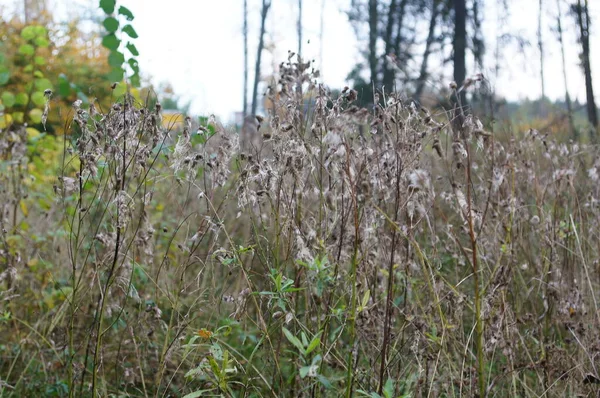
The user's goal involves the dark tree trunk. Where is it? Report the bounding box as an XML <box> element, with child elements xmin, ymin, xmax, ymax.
<box><xmin>243</xmin><ymin>0</ymin><xmax>249</xmax><ymax>118</ymax></box>
<box><xmin>251</xmin><ymin>0</ymin><xmax>271</xmax><ymax>116</ymax></box>
<box><xmin>414</xmin><ymin>0</ymin><xmax>440</xmax><ymax>102</ymax></box>
<box><xmin>453</xmin><ymin>0</ymin><xmax>467</xmax><ymax>106</ymax></box>
<box><xmin>574</xmin><ymin>0</ymin><xmax>598</xmax><ymax>138</ymax></box>
<box><xmin>368</xmin><ymin>0</ymin><xmax>379</xmax><ymax>89</ymax></box>
<box><xmin>381</xmin><ymin>0</ymin><xmax>399</xmax><ymax>91</ymax></box>
<box><xmin>391</xmin><ymin>0</ymin><xmax>407</xmax><ymax>69</ymax></box>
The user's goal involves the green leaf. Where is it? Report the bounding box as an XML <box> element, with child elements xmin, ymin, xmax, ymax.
<box><xmin>305</xmin><ymin>336</ymin><xmax>321</xmax><ymax>355</ymax></box>
<box><xmin>35</xmin><ymin>78</ymin><xmax>52</xmax><ymax>91</ymax></box>
<box><xmin>108</xmin><ymin>51</ymin><xmax>125</xmax><ymax>68</ymax></box>
<box><xmin>113</xmin><ymin>82</ymin><xmax>127</xmax><ymax>97</ymax></box>
<box><xmin>383</xmin><ymin>378</ymin><xmax>395</xmax><ymax>398</ymax></box>
<box><xmin>103</xmin><ymin>17</ymin><xmax>119</xmax><ymax>32</ymax></box>
<box><xmin>32</xmin><ymin>26</ymin><xmax>46</xmax><ymax>37</ymax></box>
<box><xmin>118</xmin><ymin>5</ymin><xmax>135</xmax><ymax>21</ymax></box>
<box><xmin>15</xmin><ymin>93</ymin><xmax>28</xmax><ymax>105</ymax></box>
<box><xmin>122</xmin><ymin>24</ymin><xmax>138</xmax><ymax>38</ymax></box>
<box><xmin>182</xmin><ymin>390</ymin><xmax>214</xmax><ymax>398</ymax></box>
<box><xmin>130</xmin><ymin>72</ymin><xmax>141</xmax><ymax>88</ymax></box>
<box><xmin>21</xmin><ymin>26</ymin><xmax>37</xmax><ymax>40</ymax></box>
<box><xmin>31</xmin><ymin>91</ymin><xmax>45</xmax><ymax>107</ymax></box>
<box><xmin>33</xmin><ymin>70</ymin><xmax>44</xmax><ymax>78</ymax></box>
<box><xmin>282</xmin><ymin>327</ymin><xmax>305</xmax><ymax>355</ymax></box>
<box><xmin>34</xmin><ymin>36</ymin><xmax>49</xmax><ymax>48</ymax></box>
<box><xmin>317</xmin><ymin>374</ymin><xmax>333</xmax><ymax>389</ymax></box>
<box><xmin>18</xmin><ymin>44</ymin><xmax>35</xmax><ymax>56</ymax></box>
<box><xmin>34</xmin><ymin>55</ymin><xmax>46</xmax><ymax>65</ymax></box>
<box><xmin>0</xmin><ymin>66</ymin><xmax>9</xmax><ymax>85</ymax></box>
<box><xmin>107</xmin><ymin>68</ymin><xmax>124</xmax><ymax>82</ymax></box>
<box><xmin>126</xmin><ymin>42</ymin><xmax>139</xmax><ymax>56</ymax></box>
<box><xmin>23</xmin><ymin>65</ymin><xmax>33</xmax><ymax>73</ymax></box>
<box><xmin>1</xmin><ymin>92</ymin><xmax>15</xmax><ymax>107</ymax></box>
<box><xmin>299</xmin><ymin>366</ymin><xmax>311</xmax><ymax>378</ymax></box>
<box><xmin>58</xmin><ymin>74</ymin><xmax>70</xmax><ymax>97</ymax></box>
<box><xmin>29</xmin><ymin>108</ymin><xmax>43</xmax><ymax>124</ymax></box>
<box><xmin>128</xmin><ymin>58</ymin><xmax>139</xmax><ymax>73</ymax></box>
<box><xmin>99</xmin><ymin>0</ymin><xmax>116</xmax><ymax>14</ymax></box>
<box><xmin>102</xmin><ymin>34</ymin><xmax>120</xmax><ymax>51</ymax></box>
<box><xmin>12</xmin><ymin>112</ymin><xmax>24</xmax><ymax>123</ymax></box>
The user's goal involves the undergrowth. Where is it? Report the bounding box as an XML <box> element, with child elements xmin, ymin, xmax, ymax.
<box><xmin>1</xmin><ymin>55</ymin><xmax>600</xmax><ymax>397</ymax></box>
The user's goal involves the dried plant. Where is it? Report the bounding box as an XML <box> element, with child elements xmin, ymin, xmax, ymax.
<box><xmin>1</xmin><ymin>60</ymin><xmax>600</xmax><ymax>398</ymax></box>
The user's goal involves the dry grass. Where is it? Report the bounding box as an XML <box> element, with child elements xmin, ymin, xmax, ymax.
<box><xmin>1</xmin><ymin>55</ymin><xmax>600</xmax><ymax>397</ymax></box>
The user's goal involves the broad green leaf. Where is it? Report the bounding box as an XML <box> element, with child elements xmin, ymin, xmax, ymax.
<box><xmin>1</xmin><ymin>92</ymin><xmax>15</xmax><ymax>107</ymax></box>
<box><xmin>31</xmin><ymin>91</ymin><xmax>45</xmax><ymax>106</ymax></box>
<box><xmin>209</xmin><ymin>343</ymin><xmax>223</xmax><ymax>361</ymax></box>
<box><xmin>34</xmin><ymin>55</ymin><xmax>46</xmax><ymax>65</ymax></box>
<box><xmin>0</xmin><ymin>66</ymin><xmax>9</xmax><ymax>85</ymax></box>
<box><xmin>58</xmin><ymin>74</ymin><xmax>70</xmax><ymax>97</ymax></box>
<box><xmin>108</xmin><ymin>51</ymin><xmax>125</xmax><ymax>68</ymax></box>
<box><xmin>103</xmin><ymin>17</ymin><xmax>119</xmax><ymax>32</ymax></box>
<box><xmin>31</xmin><ymin>26</ymin><xmax>46</xmax><ymax>37</ymax></box>
<box><xmin>15</xmin><ymin>93</ymin><xmax>28</xmax><ymax>106</ymax></box>
<box><xmin>23</xmin><ymin>65</ymin><xmax>33</xmax><ymax>73</ymax></box>
<box><xmin>26</xmin><ymin>127</ymin><xmax>40</xmax><ymax>139</ymax></box>
<box><xmin>21</xmin><ymin>26</ymin><xmax>37</xmax><ymax>40</ymax></box>
<box><xmin>299</xmin><ymin>366</ymin><xmax>311</xmax><ymax>378</ymax></box>
<box><xmin>102</xmin><ymin>34</ymin><xmax>120</xmax><ymax>51</ymax></box>
<box><xmin>34</xmin><ymin>36</ymin><xmax>49</xmax><ymax>48</ymax></box>
<box><xmin>122</xmin><ymin>24</ymin><xmax>138</xmax><ymax>38</ymax></box>
<box><xmin>99</xmin><ymin>0</ymin><xmax>116</xmax><ymax>14</ymax></box>
<box><xmin>34</xmin><ymin>70</ymin><xmax>44</xmax><ymax>78</ymax></box>
<box><xmin>107</xmin><ymin>68</ymin><xmax>124</xmax><ymax>82</ymax></box>
<box><xmin>130</xmin><ymin>73</ymin><xmax>141</xmax><ymax>88</ymax></box>
<box><xmin>383</xmin><ymin>378</ymin><xmax>395</xmax><ymax>398</ymax></box>
<box><xmin>29</xmin><ymin>108</ymin><xmax>43</xmax><ymax>124</ymax></box>
<box><xmin>18</xmin><ymin>44</ymin><xmax>35</xmax><ymax>56</ymax></box>
<box><xmin>282</xmin><ymin>327</ymin><xmax>305</xmax><ymax>354</ymax></box>
<box><xmin>128</xmin><ymin>58</ymin><xmax>139</xmax><ymax>73</ymax></box>
<box><xmin>118</xmin><ymin>6</ymin><xmax>135</xmax><ymax>21</ymax></box>
<box><xmin>126</xmin><ymin>42</ymin><xmax>139</xmax><ymax>56</ymax></box>
<box><xmin>35</xmin><ymin>78</ymin><xmax>52</xmax><ymax>91</ymax></box>
<box><xmin>113</xmin><ymin>82</ymin><xmax>127</xmax><ymax>97</ymax></box>
<box><xmin>12</xmin><ymin>112</ymin><xmax>24</xmax><ymax>123</ymax></box>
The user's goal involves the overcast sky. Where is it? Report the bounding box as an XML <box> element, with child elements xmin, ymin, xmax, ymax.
<box><xmin>3</xmin><ymin>0</ymin><xmax>600</xmax><ymax>123</ymax></box>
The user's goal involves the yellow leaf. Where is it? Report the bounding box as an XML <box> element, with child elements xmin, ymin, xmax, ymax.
<box><xmin>20</xmin><ymin>199</ymin><xmax>28</xmax><ymax>217</ymax></box>
<box><xmin>26</xmin><ymin>127</ymin><xmax>41</xmax><ymax>139</ymax></box>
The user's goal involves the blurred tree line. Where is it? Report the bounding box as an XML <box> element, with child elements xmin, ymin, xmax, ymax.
<box><xmin>241</xmin><ymin>0</ymin><xmax>598</xmax><ymax>141</ymax></box>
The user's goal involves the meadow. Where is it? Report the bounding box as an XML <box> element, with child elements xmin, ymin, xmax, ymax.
<box><xmin>1</xmin><ymin>56</ymin><xmax>600</xmax><ymax>397</ymax></box>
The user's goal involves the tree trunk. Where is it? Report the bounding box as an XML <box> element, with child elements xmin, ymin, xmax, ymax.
<box><xmin>243</xmin><ymin>0</ymin><xmax>249</xmax><ymax>118</ymax></box>
<box><xmin>453</xmin><ymin>0</ymin><xmax>467</xmax><ymax>106</ymax></box>
<box><xmin>368</xmin><ymin>0</ymin><xmax>378</xmax><ymax>89</ymax></box>
<box><xmin>298</xmin><ymin>0</ymin><xmax>303</xmax><ymax>55</ymax></box>
<box><xmin>391</xmin><ymin>0</ymin><xmax>408</xmax><ymax>71</ymax></box>
<box><xmin>251</xmin><ymin>0</ymin><xmax>271</xmax><ymax>116</ymax></box>
<box><xmin>538</xmin><ymin>0</ymin><xmax>546</xmax><ymax>99</ymax></box>
<box><xmin>381</xmin><ymin>0</ymin><xmax>398</xmax><ymax>92</ymax></box>
<box><xmin>575</xmin><ymin>0</ymin><xmax>598</xmax><ymax>139</ymax></box>
<box><xmin>414</xmin><ymin>0</ymin><xmax>440</xmax><ymax>102</ymax></box>
<box><xmin>556</xmin><ymin>0</ymin><xmax>576</xmax><ymax>137</ymax></box>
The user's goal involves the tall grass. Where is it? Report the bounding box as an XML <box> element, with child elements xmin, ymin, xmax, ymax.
<box><xmin>1</xmin><ymin>56</ymin><xmax>600</xmax><ymax>397</ymax></box>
